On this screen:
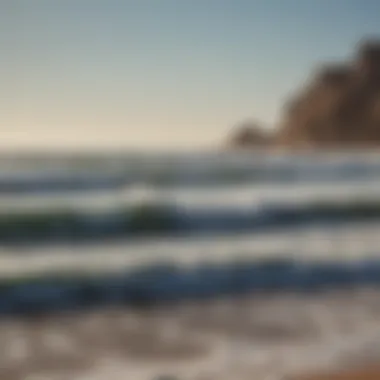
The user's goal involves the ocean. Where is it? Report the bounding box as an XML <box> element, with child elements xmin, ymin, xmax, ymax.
<box><xmin>2</xmin><ymin>151</ymin><xmax>380</xmax><ymax>278</ymax></box>
<box><xmin>1</xmin><ymin>151</ymin><xmax>380</xmax><ymax>380</ymax></box>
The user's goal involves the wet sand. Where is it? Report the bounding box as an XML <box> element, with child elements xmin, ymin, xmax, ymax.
<box><xmin>0</xmin><ymin>287</ymin><xmax>380</xmax><ymax>380</ymax></box>
<box><xmin>294</xmin><ymin>366</ymin><xmax>380</xmax><ymax>380</ymax></box>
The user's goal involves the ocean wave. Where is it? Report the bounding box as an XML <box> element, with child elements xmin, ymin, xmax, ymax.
<box><xmin>2</xmin><ymin>178</ymin><xmax>380</xmax><ymax>213</ymax></box>
<box><xmin>0</xmin><ymin>174</ymin><xmax>125</xmax><ymax>195</ymax></box>
<box><xmin>0</xmin><ymin>199</ymin><xmax>380</xmax><ymax>244</ymax></box>
<box><xmin>3</xmin><ymin>153</ymin><xmax>380</xmax><ymax>193</ymax></box>
<box><xmin>0</xmin><ymin>257</ymin><xmax>380</xmax><ymax>316</ymax></box>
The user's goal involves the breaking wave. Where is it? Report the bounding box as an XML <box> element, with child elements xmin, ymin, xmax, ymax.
<box><xmin>1</xmin><ymin>199</ymin><xmax>380</xmax><ymax>244</ymax></box>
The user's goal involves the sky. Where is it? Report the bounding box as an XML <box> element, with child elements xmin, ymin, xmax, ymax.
<box><xmin>1</xmin><ymin>0</ymin><xmax>380</xmax><ymax>151</ymax></box>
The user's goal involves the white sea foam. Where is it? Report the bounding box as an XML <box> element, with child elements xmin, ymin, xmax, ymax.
<box><xmin>0</xmin><ymin>221</ymin><xmax>379</xmax><ymax>277</ymax></box>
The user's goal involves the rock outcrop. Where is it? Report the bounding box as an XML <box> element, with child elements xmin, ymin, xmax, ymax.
<box><xmin>227</xmin><ymin>120</ymin><xmax>272</xmax><ymax>149</ymax></box>
<box><xmin>276</xmin><ymin>38</ymin><xmax>380</xmax><ymax>148</ymax></box>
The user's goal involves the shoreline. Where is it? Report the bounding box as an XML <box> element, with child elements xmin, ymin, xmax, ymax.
<box><xmin>294</xmin><ymin>366</ymin><xmax>380</xmax><ymax>379</ymax></box>
<box><xmin>1</xmin><ymin>287</ymin><xmax>380</xmax><ymax>380</ymax></box>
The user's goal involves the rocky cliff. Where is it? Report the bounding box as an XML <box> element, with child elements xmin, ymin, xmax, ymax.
<box><xmin>276</xmin><ymin>39</ymin><xmax>380</xmax><ymax>148</ymax></box>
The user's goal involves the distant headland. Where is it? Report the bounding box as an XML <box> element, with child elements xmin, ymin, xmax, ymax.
<box><xmin>228</xmin><ymin>38</ymin><xmax>380</xmax><ymax>150</ymax></box>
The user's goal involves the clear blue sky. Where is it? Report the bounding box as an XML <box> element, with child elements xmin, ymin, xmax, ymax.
<box><xmin>1</xmin><ymin>0</ymin><xmax>380</xmax><ymax>150</ymax></box>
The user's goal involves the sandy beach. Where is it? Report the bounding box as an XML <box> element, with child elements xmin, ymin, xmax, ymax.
<box><xmin>294</xmin><ymin>366</ymin><xmax>380</xmax><ymax>380</ymax></box>
<box><xmin>0</xmin><ymin>287</ymin><xmax>379</xmax><ymax>380</ymax></box>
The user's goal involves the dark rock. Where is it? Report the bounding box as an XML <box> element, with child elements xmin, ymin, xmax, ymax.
<box><xmin>276</xmin><ymin>37</ymin><xmax>380</xmax><ymax>148</ymax></box>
